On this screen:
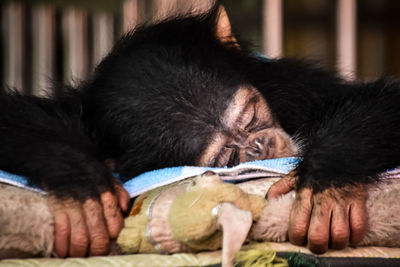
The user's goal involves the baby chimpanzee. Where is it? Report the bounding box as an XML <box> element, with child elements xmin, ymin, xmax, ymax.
<box><xmin>1</xmin><ymin>4</ymin><xmax>400</xmax><ymax>256</ymax></box>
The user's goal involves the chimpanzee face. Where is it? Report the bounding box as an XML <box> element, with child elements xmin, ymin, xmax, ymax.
<box><xmin>197</xmin><ymin>86</ymin><xmax>298</xmax><ymax>167</ymax></box>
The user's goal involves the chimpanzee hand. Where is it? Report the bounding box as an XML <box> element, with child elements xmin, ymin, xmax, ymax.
<box><xmin>267</xmin><ymin>175</ymin><xmax>367</xmax><ymax>254</ymax></box>
<box><xmin>49</xmin><ymin>180</ymin><xmax>130</xmax><ymax>257</ymax></box>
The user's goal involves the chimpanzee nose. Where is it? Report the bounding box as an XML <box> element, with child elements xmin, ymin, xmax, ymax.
<box><xmin>237</xmin><ymin>136</ymin><xmax>271</xmax><ymax>162</ymax></box>
<box><xmin>247</xmin><ymin>137</ymin><xmax>271</xmax><ymax>161</ymax></box>
<box><xmin>235</xmin><ymin>128</ymin><xmax>297</xmax><ymax>164</ymax></box>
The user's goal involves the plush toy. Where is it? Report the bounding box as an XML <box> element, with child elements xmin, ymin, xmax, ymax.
<box><xmin>117</xmin><ymin>171</ymin><xmax>267</xmax><ymax>266</ymax></box>
<box><xmin>116</xmin><ymin>171</ymin><xmax>400</xmax><ymax>267</ymax></box>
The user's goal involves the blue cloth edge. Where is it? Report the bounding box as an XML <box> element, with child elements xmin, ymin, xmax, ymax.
<box><xmin>0</xmin><ymin>157</ymin><xmax>301</xmax><ymax>197</ymax></box>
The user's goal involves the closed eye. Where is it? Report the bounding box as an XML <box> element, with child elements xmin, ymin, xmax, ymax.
<box><xmin>237</xmin><ymin>104</ymin><xmax>255</xmax><ymax>130</ymax></box>
<box><xmin>244</xmin><ymin>113</ymin><xmax>258</xmax><ymax>132</ymax></box>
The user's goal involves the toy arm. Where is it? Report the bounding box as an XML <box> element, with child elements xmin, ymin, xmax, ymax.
<box><xmin>217</xmin><ymin>202</ymin><xmax>253</xmax><ymax>267</ymax></box>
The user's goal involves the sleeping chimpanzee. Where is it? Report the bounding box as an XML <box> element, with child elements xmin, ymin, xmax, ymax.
<box><xmin>1</xmin><ymin>4</ymin><xmax>400</xmax><ymax>257</ymax></box>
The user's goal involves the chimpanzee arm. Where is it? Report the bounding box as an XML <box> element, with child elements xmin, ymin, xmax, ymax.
<box><xmin>0</xmin><ymin>93</ymin><xmax>111</xmax><ymax>198</ymax></box>
<box><xmin>296</xmin><ymin>79</ymin><xmax>400</xmax><ymax>191</ymax></box>
<box><xmin>0</xmin><ymin>93</ymin><xmax>129</xmax><ymax>257</ymax></box>
<box><xmin>269</xmin><ymin>79</ymin><xmax>400</xmax><ymax>254</ymax></box>
<box><xmin>250</xmin><ymin>59</ymin><xmax>400</xmax><ymax>185</ymax></box>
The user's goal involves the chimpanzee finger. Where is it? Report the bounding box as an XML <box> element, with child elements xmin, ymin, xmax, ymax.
<box><xmin>67</xmin><ymin>201</ymin><xmax>89</xmax><ymax>257</ymax></box>
<box><xmin>101</xmin><ymin>191</ymin><xmax>124</xmax><ymax>239</ymax></box>
<box><xmin>307</xmin><ymin>194</ymin><xmax>332</xmax><ymax>254</ymax></box>
<box><xmin>52</xmin><ymin>209</ymin><xmax>70</xmax><ymax>258</ymax></box>
<box><xmin>330</xmin><ymin>203</ymin><xmax>350</xmax><ymax>249</ymax></box>
<box><xmin>48</xmin><ymin>197</ymin><xmax>71</xmax><ymax>258</ymax></box>
<box><xmin>113</xmin><ymin>180</ymin><xmax>130</xmax><ymax>212</ymax></box>
<box><xmin>267</xmin><ymin>173</ymin><xmax>297</xmax><ymax>199</ymax></box>
<box><xmin>288</xmin><ymin>188</ymin><xmax>313</xmax><ymax>246</ymax></box>
<box><xmin>82</xmin><ymin>199</ymin><xmax>110</xmax><ymax>256</ymax></box>
<box><xmin>349</xmin><ymin>198</ymin><xmax>367</xmax><ymax>245</ymax></box>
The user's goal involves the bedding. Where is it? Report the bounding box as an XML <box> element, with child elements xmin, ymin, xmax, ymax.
<box><xmin>1</xmin><ymin>158</ymin><xmax>400</xmax><ymax>266</ymax></box>
<box><xmin>1</xmin><ymin>239</ymin><xmax>400</xmax><ymax>266</ymax></box>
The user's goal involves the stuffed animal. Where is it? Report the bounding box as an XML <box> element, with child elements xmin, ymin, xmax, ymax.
<box><xmin>117</xmin><ymin>171</ymin><xmax>266</xmax><ymax>266</ymax></box>
<box><xmin>116</xmin><ymin>171</ymin><xmax>400</xmax><ymax>267</ymax></box>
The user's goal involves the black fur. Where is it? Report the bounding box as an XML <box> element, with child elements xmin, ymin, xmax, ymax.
<box><xmin>1</xmin><ymin>6</ymin><xmax>400</xmax><ymax>200</ymax></box>
<box><xmin>0</xmin><ymin>92</ymin><xmax>113</xmax><ymax>200</ymax></box>
<box><xmin>80</xmin><ymin>7</ymin><xmax>251</xmax><ymax>178</ymax></box>
<box><xmin>248</xmin><ymin>59</ymin><xmax>400</xmax><ymax>191</ymax></box>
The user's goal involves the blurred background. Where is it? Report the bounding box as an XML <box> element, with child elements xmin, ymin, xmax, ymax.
<box><xmin>0</xmin><ymin>0</ymin><xmax>400</xmax><ymax>96</ymax></box>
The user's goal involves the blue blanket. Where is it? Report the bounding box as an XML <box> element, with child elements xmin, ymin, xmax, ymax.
<box><xmin>0</xmin><ymin>157</ymin><xmax>300</xmax><ymax>197</ymax></box>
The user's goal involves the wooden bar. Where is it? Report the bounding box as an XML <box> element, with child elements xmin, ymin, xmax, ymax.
<box><xmin>154</xmin><ymin>0</ymin><xmax>212</xmax><ymax>20</ymax></box>
<box><xmin>152</xmin><ymin>0</ymin><xmax>174</xmax><ymax>20</ymax></box>
<box><xmin>188</xmin><ymin>0</ymin><xmax>213</xmax><ymax>15</ymax></box>
<box><xmin>92</xmin><ymin>12</ymin><xmax>114</xmax><ymax>66</ymax></box>
<box><xmin>32</xmin><ymin>5</ymin><xmax>55</xmax><ymax>96</ymax></box>
<box><xmin>123</xmin><ymin>0</ymin><xmax>138</xmax><ymax>33</ymax></box>
<box><xmin>0</xmin><ymin>5</ymin><xmax>4</xmax><ymax>88</ymax></box>
<box><xmin>336</xmin><ymin>0</ymin><xmax>357</xmax><ymax>80</ymax></box>
<box><xmin>4</xmin><ymin>2</ymin><xmax>25</xmax><ymax>92</ymax></box>
<box><xmin>62</xmin><ymin>8</ymin><xmax>88</xmax><ymax>86</ymax></box>
<box><xmin>263</xmin><ymin>0</ymin><xmax>283</xmax><ymax>58</ymax></box>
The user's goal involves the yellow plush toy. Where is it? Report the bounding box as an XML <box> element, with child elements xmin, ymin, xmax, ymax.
<box><xmin>117</xmin><ymin>171</ymin><xmax>267</xmax><ymax>266</ymax></box>
<box><xmin>116</xmin><ymin>168</ymin><xmax>400</xmax><ymax>267</ymax></box>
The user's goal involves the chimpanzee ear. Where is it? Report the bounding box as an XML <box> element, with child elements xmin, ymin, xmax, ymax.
<box><xmin>215</xmin><ymin>5</ymin><xmax>239</xmax><ymax>47</ymax></box>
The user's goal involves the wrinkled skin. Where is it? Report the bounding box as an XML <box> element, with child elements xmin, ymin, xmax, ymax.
<box><xmin>198</xmin><ymin>87</ymin><xmax>297</xmax><ymax>167</ymax></box>
<box><xmin>268</xmin><ymin>175</ymin><xmax>367</xmax><ymax>254</ymax></box>
<box><xmin>49</xmin><ymin>182</ymin><xmax>130</xmax><ymax>257</ymax></box>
